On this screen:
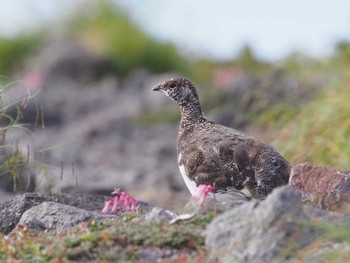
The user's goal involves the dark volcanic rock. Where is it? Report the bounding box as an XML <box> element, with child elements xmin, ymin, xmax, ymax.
<box><xmin>290</xmin><ymin>163</ymin><xmax>350</xmax><ymax>212</ymax></box>
<box><xmin>54</xmin><ymin>192</ymin><xmax>115</xmax><ymax>212</ymax></box>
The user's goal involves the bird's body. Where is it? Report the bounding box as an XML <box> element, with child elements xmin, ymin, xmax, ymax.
<box><xmin>153</xmin><ymin>78</ymin><xmax>290</xmax><ymax>200</ymax></box>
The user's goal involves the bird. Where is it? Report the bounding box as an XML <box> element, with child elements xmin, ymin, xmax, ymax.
<box><xmin>152</xmin><ymin>77</ymin><xmax>291</xmax><ymax>200</ymax></box>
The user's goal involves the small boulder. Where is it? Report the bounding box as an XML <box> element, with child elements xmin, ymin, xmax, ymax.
<box><xmin>0</xmin><ymin>192</ymin><xmax>112</xmax><ymax>234</ymax></box>
<box><xmin>0</xmin><ymin>193</ymin><xmax>57</xmax><ymax>234</ymax></box>
<box><xmin>143</xmin><ymin>207</ymin><xmax>176</xmax><ymax>223</ymax></box>
<box><xmin>18</xmin><ymin>202</ymin><xmax>106</xmax><ymax>232</ymax></box>
<box><xmin>205</xmin><ymin>186</ymin><xmax>319</xmax><ymax>263</ymax></box>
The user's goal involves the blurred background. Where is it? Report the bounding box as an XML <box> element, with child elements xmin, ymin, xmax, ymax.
<box><xmin>0</xmin><ymin>0</ymin><xmax>349</xmax><ymax>209</ymax></box>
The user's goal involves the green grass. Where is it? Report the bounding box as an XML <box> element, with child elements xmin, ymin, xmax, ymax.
<box><xmin>0</xmin><ymin>84</ymin><xmax>35</xmax><ymax>192</ymax></box>
<box><xmin>0</xmin><ymin>33</ymin><xmax>43</xmax><ymax>77</ymax></box>
<box><xmin>262</xmin><ymin>78</ymin><xmax>350</xmax><ymax>168</ymax></box>
<box><xmin>0</xmin><ymin>83</ymin><xmax>62</xmax><ymax>193</ymax></box>
<box><xmin>67</xmin><ymin>0</ymin><xmax>189</xmax><ymax>77</ymax></box>
<box><xmin>0</xmin><ymin>215</ymin><xmax>210</xmax><ymax>262</ymax></box>
<box><xmin>3</xmin><ymin>209</ymin><xmax>350</xmax><ymax>262</ymax></box>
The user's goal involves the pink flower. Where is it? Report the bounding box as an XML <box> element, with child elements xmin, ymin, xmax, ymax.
<box><xmin>101</xmin><ymin>188</ymin><xmax>139</xmax><ymax>214</ymax></box>
<box><xmin>101</xmin><ymin>199</ymin><xmax>114</xmax><ymax>214</ymax></box>
<box><xmin>111</xmin><ymin>188</ymin><xmax>121</xmax><ymax>195</ymax></box>
<box><xmin>192</xmin><ymin>184</ymin><xmax>216</xmax><ymax>207</ymax></box>
<box><xmin>110</xmin><ymin>197</ymin><xmax>121</xmax><ymax>214</ymax></box>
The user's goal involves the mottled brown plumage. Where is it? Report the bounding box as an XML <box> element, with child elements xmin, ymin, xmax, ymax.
<box><xmin>152</xmin><ymin>78</ymin><xmax>290</xmax><ymax>199</ymax></box>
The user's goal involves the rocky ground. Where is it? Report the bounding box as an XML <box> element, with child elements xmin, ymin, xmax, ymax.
<box><xmin>1</xmin><ymin>163</ymin><xmax>350</xmax><ymax>262</ymax></box>
<box><xmin>1</xmin><ymin>36</ymin><xmax>349</xmax><ymax>262</ymax></box>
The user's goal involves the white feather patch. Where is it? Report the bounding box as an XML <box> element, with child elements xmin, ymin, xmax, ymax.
<box><xmin>178</xmin><ymin>153</ymin><xmax>198</xmax><ymax>195</ymax></box>
<box><xmin>241</xmin><ymin>188</ymin><xmax>252</xmax><ymax>198</ymax></box>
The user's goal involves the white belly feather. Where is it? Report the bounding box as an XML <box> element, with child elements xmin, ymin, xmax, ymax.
<box><xmin>178</xmin><ymin>153</ymin><xmax>198</xmax><ymax>195</ymax></box>
<box><xmin>177</xmin><ymin>154</ymin><xmax>252</xmax><ymax>199</ymax></box>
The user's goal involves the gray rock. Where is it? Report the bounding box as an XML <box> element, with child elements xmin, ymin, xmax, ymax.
<box><xmin>292</xmin><ymin>243</ymin><xmax>350</xmax><ymax>263</ymax></box>
<box><xmin>0</xmin><ymin>190</ymin><xmax>16</xmax><ymax>204</ymax></box>
<box><xmin>54</xmin><ymin>192</ymin><xmax>115</xmax><ymax>212</ymax></box>
<box><xmin>18</xmin><ymin>202</ymin><xmax>105</xmax><ymax>232</ymax></box>
<box><xmin>143</xmin><ymin>207</ymin><xmax>176</xmax><ymax>223</ymax></box>
<box><xmin>0</xmin><ymin>192</ymin><xmax>114</xmax><ymax>234</ymax></box>
<box><xmin>0</xmin><ymin>193</ymin><xmax>58</xmax><ymax>234</ymax></box>
<box><xmin>205</xmin><ymin>186</ymin><xmax>319</xmax><ymax>263</ymax></box>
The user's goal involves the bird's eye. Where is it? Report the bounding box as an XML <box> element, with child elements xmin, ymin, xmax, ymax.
<box><xmin>169</xmin><ymin>82</ymin><xmax>176</xmax><ymax>88</ymax></box>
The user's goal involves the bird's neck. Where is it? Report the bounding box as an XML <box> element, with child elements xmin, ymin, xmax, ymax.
<box><xmin>179</xmin><ymin>103</ymin><xmax>206</xmax><ymax>128</ymax></box>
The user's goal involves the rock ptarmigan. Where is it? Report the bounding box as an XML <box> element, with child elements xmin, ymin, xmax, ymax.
<box><xmin>152</xmin><ymin>77</ymin><xmax>290</xmax><ymax>200</ymax></box>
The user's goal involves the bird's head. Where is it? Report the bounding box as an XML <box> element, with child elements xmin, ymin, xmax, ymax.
<box><xmin>152</xmin><ymin>78</ymin><xmax>200</xmax><ymax>107</ymax></box>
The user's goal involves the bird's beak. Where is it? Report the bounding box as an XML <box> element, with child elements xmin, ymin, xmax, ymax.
<box><xmin>152</xmin><ymin>84</ymin><xmax>163</xmax><ymax>92</ymax></box>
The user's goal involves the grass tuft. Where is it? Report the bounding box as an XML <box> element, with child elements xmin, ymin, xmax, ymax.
<box><xmin>0</xmin><ymin>216</ymin><xmax>211</xmax><ymax>262</ymax></box>
<box><xmin>261</xmin><ymin>74</ymin><xmax>350</xmax><ymax>168</ymax></box>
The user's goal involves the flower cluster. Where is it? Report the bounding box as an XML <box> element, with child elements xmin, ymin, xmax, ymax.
<box><xmin>192</xmin><ymin>184</ymin><xmax>216</xmax><ymax>207</ymax></box>
<box><xmin>101</xmin><ymin>188</ymin><xmax>139</xmax><ymax>214</ymax></box>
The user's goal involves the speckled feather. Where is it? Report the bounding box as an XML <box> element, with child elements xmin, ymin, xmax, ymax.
<box><xmin>152</xmin><ymin>78</ymin><xmax>291</xmax><ymax>199</ymax></box>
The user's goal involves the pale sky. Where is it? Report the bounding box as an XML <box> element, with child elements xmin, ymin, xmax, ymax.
<box><xmin>1</xmin><ymin>0</ymin><xmax>350</xmax><ymax>61</ymax></box>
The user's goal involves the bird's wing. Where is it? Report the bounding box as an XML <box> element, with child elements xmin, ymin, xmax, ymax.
<box><xmin>183</xmin><ymin>149</ymin><xmax>222</xmax><ymax>186</ymax></box>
